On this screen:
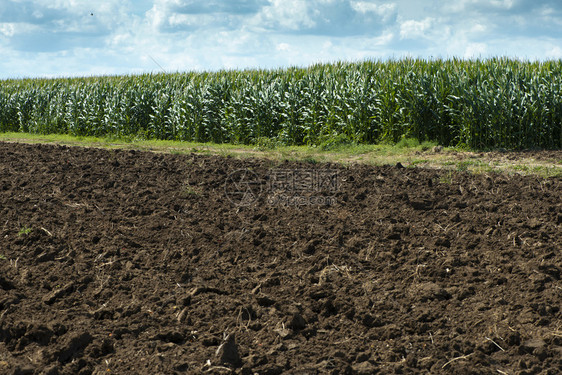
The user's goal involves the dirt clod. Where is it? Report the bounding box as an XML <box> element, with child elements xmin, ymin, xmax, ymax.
<box><xmin>216</xmin><ymin>334</ymin><xmax>242</xmax><ymax>368</ymax></box>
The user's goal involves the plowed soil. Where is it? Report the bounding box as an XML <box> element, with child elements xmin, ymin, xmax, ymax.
<box><xmin>0</xmin><ymin>142</ymin><xmax>561</xmax><ymax>375</ymax></box>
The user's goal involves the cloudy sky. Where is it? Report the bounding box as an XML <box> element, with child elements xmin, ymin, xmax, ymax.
<box><xmin>1</xmin><ymin>0</ymin><xmax>561</xmax><ymax>79</ymax></box>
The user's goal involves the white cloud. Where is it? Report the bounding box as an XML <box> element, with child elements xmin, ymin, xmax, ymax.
<box><xmin>1</xmin><ymin>0</ymin><xmax>562</xmax><ymax>78</ymax></box>
<box><xmin>399</xmin><ymin>18</ymin><xmax>433</xmax><ymax>39</ymax></box>
<box><xmin>276</xmin><ymin>43</ymin><xmax>291</xmax><ymax>52</ymax></box>
<box><xmin>464</xmin><ymin>42</ymin><xmax>488</xmax><ymax>58</ymax></box>
<box><xmin>470</xmin><ymin>23</ymin><xmax>487</xmax><ymax>33</ymax></box>
<box><xmin>490</xmin><ymin>0</ymin><xmax>515</xmax><ymax>9</ymax></box>
<box><xmin>0</xmin><ymin>23</ymin><xmax>17</xmax><ymax>37</ymax></box>
<box><xmin>442</xmin><ymin>0</ymin><xmax>515</xmax><ymax>13</ymax></box>
<box><xmin>350</xmin><ymin>1</ymin><xmax>396</xmax><ymax>20</ymax></box>
<box><xmin>546</xmin><ymin>46</ymin><xmax>562</xmax><ymax>59</ymax></box>
<box><xmin>253</xmin><ymin>0</ymin><xmax>396</xmax><ymax>36</ymax></box>
<box><xmin>257</xmin><ymin>0</ymin><xmax>316</xmax><ymax>31</ymax></box>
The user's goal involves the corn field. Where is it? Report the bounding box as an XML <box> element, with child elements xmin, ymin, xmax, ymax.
<box><xmin>1</xmin><ymin>58</ymin><xmax>561</xmax><ymax>149</ymax></box>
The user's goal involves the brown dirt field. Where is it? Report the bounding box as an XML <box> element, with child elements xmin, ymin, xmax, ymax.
<box><xmin>0</xmin><ymin>142</ymin><xmax>561</xmax><ymax>375</ymax></box>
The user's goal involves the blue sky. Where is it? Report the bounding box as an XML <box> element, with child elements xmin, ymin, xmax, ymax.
<box><xmin>1</xmin><ymin>0</ymin><xmax>562</xmax><ymax>78</ymax></box>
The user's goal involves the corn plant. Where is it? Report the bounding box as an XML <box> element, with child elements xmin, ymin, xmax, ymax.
<box><xmin>0</xmin><ymin>58</ymin><xmax>561</xmax><ymax>149</ymax></box>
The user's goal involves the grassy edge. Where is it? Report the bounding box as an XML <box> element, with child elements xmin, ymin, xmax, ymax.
<box><xmin>0</xmin><ymin>132</ymin><xmax>560</xmax><ymax>178</ymax></box>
